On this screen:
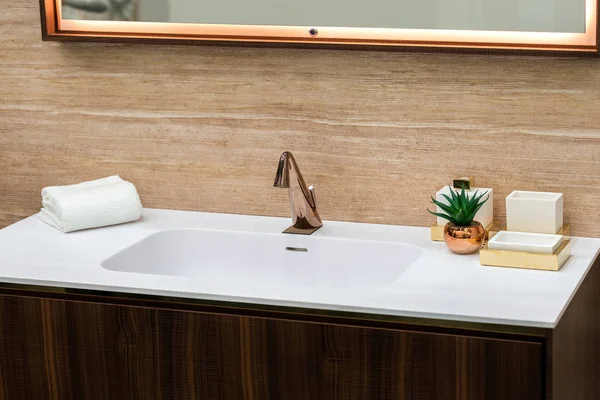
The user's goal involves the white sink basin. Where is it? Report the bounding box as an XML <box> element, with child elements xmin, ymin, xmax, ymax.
<box><xmin>101</xmin><ymin>229</ymin><xmax>423</xmax><ymax>289</ymax></box>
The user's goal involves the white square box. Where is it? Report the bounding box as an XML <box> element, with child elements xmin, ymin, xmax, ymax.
<box><xmin>506</xmin><ymin>191</ymin><xmax>563</xmax><ymax>234</ymax></box>
<box><xmin>435</xmin><ymin>187</ymin><xmax>493</xmax><ymax>227</ymax></box>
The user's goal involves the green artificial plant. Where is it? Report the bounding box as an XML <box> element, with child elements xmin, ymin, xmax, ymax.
<box><xmin>428</xmin><ymin>186</ymin><xmax>489</xmax><ymax>226</ymax></box>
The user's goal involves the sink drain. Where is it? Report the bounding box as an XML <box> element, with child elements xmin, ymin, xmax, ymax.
<box><xmin>285</xmin><ymin>247</ymin><xmax>308</xmax><ymax>253</ymax></box>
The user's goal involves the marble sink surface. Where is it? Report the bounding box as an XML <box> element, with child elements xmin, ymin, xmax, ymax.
<box><xmin>0</xmin><ymin>208</ymin><xmax>599</xmax><ymax>328</ymax></box>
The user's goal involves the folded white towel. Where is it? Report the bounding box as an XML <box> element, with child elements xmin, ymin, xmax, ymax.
<box><xmin>41</xmin><ymin>175</ymin><xmax>122</xmax><ymax>199</ymax></box>
<box><xmin>39</xmin><ymin>176</ymin><xmax>143</xmax><ymax>233</ymax></box>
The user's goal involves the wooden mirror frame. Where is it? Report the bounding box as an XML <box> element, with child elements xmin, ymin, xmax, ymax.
<box><xmin>40</xmin><ymin>0</ymin><xmax>599</xmax><ymax>55</ymax></box>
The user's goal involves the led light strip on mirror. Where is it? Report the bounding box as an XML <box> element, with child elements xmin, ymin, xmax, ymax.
<box><xmin>40</xmin><ymin>0</ymin><xmax>598</xmax><ymax>54</ymax></box>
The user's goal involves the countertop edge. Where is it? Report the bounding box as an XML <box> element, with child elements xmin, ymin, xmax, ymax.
<box><xmin>0</xmin><ymin>278</ymin><xmax>550</xmax><ymax>337</ymax></box>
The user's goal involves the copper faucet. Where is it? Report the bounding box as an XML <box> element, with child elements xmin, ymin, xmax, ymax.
<box><xmin>274</xmin><ymin>151</ymin><xmax>323</xmax><ymax>235</ymax></box>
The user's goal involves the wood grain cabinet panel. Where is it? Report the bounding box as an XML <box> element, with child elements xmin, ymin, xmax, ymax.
<box><xmin>0</xmin><ymin>295</ymin><xmax>543</xmax><ymax>400</ymax></box>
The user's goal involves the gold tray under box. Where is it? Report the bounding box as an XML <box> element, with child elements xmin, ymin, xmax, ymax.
<box><xmin>480</xmin><ymin>239</ymin><xmax>571</xmax><ymax>272</ymax></box>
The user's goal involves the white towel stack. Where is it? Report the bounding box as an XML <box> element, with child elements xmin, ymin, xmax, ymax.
<box><xmin>39</xmin><ymin>175</ymin><xmax>143</xmax><ymax>233</ymax></box>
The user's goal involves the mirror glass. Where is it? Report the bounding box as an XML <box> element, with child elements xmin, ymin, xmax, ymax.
<box><xmin>62</xmin><ymin>0</ymin><xmax>586</xmax><ymax>33</ymax></box>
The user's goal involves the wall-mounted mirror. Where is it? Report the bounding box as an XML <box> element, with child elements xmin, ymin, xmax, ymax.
<box><xmin>41</xmin><ymin>0</ymin><xmax>598</xmax><ymax>54</ymax></box>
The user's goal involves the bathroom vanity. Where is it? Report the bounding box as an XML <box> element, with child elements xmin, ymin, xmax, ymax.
<box><xmin>0</xmin><ymin>209</ymin><xmax>598</xmax><ymax>399</ymax></box>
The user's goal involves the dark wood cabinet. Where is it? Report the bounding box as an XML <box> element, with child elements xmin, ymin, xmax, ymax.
<box><xmin>0</xmin><ymin>255</ymin><xmax>597</xmax><ymax>400</ymax></box>
<box><xmin>0</xmin><ymin>295</ymin><xmax>544</xmax><ymax>400</ymax></box>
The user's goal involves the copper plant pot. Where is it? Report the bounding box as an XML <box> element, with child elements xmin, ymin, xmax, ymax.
<box><xmin>444</xmin><ymin>221</ymin><xmax>486</xmax><ymax>255</ymax></box>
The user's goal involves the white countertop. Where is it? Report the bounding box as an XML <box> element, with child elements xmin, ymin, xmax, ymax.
<box><xmin>0</xmin><ymin>208</ymin><xmax>598</xmax><ymax>329</ymax></box>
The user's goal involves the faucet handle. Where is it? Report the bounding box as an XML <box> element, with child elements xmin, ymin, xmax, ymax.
<box><xmin>308</xmin><ymin>185</ymin><xmax>317</xmax><ymax>208</ymax></box>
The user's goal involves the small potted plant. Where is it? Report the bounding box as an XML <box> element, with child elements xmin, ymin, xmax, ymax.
<box><xmin>428</xmin><ymin>186</ymin><xmax>490</xmax><ymax>255</ymax></box>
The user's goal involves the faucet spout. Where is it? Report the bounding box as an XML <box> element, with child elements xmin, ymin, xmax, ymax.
<box><xmin>273</xmin><ymin>151</ymin><xmax>323</xmax><ymax>235</ymax></box>
<box><xmin>273</xmin><ymin>152</ymin><xmax>291</xmax><ymax>189</ymax></box>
